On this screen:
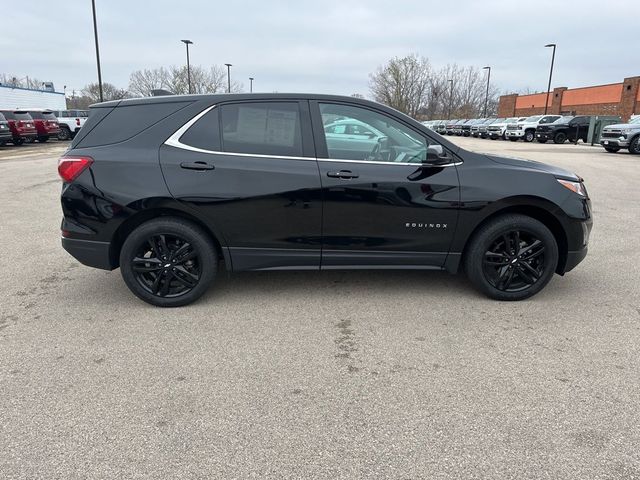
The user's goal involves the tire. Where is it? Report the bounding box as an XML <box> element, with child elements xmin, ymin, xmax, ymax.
<box><xmin>604</xmin><ymin>146</ymin><xmax>620</xmax><ymax>153</ymax></box>
<box><xmin>524</xmin><ymin>130</ymin><xmax>535</xmax><ymax>142</ymax></box>
<box><xmin>58</xmin><ymin>127</ymin><xmax>71</xmax><ymax>141</ymax></box>
<box><xmin>12</xmin><ymin>138</ymin><xmax>24</xmax><ymax>146</ymax></box>
<box><xmin>120</xmin><ymin>217</ymin><xmax>218</xmax><ymax>307</ymax></box>
<box><xmin>553</xmin><ymin>132</ymin><xmax>567</xmax><ymax>144</ymax></box>
<box><xmin>38</xmin><ymin>136</ymin><xmax>49</xmax><ymax>143</ymax></box>
<box><xmin>629</xmin><ymin>136</ymin><xmax>640</xmax><ymax>155</ymax></box>
<box><xmin>464</xmin><ymin>214</ymin><xmax>558</xmax><ymax>301</ymax></box>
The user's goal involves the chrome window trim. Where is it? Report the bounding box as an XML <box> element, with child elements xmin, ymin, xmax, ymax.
<box><xmin>164</xmin><ymin>104</ymin><xmax>460</xmax><ymax>167</ymax></box>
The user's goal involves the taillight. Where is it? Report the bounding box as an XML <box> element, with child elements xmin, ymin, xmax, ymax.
<box><xmin>76</xmin><ymin>118</ymin><xmax>81</xmax><ymax>126</ymax></box>
<box><xmin>58</xmin><ymin>156</ymin><xmax>93</xmax><ymax>182</ymax></box>
<box><xmin>17</xmin><ymin>120</ymin><xmax>24</xmax><ymax>128</ymax></box>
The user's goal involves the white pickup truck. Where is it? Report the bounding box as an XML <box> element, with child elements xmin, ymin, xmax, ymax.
<box><xmin>50</xmin><ymin>109</ymin><xmax>89</xmax><ymax>140</ymax></box>
<box><xmin>505</xmin><ymin>115</ymin><xmax>561</xmax><ymax>142</ymax></box>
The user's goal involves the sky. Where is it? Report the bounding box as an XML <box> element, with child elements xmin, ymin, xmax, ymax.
<box><xmin>2</xmin><ymin>0</ymin><xmax>636</xmax><ymax>98</ymax></box>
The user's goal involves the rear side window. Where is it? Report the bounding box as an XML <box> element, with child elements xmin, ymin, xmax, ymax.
<box><xmin>219</xmin><ymin>102</ymin><xmax>303</xmax><ymax>157</ymax></box>
<box><xmin>179</xmin><ymin>108</ymin><xmax>221</xmax><ymax>151</ymax></box>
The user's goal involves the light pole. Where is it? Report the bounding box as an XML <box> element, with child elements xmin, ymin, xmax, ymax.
<box><xmin>249</xmin><ymin>77</ymin><xmax>254</xmax><ymax>93</ymax></box>
<box><xmin>447</xmin><ymin>79</ymin><xmax>454</xmax><ymax>120</ymax></box>
<box><xmin>181</xmin><ymin>40</ymin><xmax>193</xmax><ymax>94</ymax></box>
<box><xmin>91</xmin><ymin>0</ymin><xmax>103</xmax><ymax>102</ymax></box>
<box><xmin>482</xmin><ymin>66</ymin><xmax>491</xmax><ymax>117</ymax></box>
<box><xmin>544</xmin><ymin>43</ymin><xmax>556</xmax><ymax>115</ymax></box>
<box><xmin>225</xmin><ymin>64</ymin><xmax>232</xmax><ymax>93</ymax></box>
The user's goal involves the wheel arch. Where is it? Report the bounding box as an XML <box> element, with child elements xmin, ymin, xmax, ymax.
<box><xmin>459</xmin><ymin>201</ymin><xmax>569</xmax><ymax>275</ymax></box>
<box><xmin>109</xmin><ymin>207</ymin><xmax>229</xmax><ymax>269</ymax></box>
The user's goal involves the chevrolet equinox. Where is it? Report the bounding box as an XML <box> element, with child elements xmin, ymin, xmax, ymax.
<box><xmin>59</xmin><ymin>94</ymin><xmax>592</xmax><ymax>307</ymax></box>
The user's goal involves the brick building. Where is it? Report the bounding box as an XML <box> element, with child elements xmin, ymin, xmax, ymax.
<box><xmin>498</xmin><ymin>76</ymin><xmax>640</xmax><ymax>121</ymax></box>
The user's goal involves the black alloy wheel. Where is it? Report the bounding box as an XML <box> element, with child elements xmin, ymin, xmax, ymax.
<box><xmin>58</xmin><ymin>127</ymin><xmax>71</xmax><ymax>141</ymax></box>
<box><xmin>120</xmin><ymin>218</ymin><xmax>217</xmax><ymax>307</ymax></box>
<box><xmin>132</xmin><ymin>234</ymin><xmax>201</xmax><ymax>298</ymax></box>
<box><xmin>464</xmin><ymin>214</ymin><xmax>558</xmax><ymax>300</ymax></box>
<box><xmin>483</xmin><ymin>230</ymin><xmax>545</xmax><ymax>293</ymax></box>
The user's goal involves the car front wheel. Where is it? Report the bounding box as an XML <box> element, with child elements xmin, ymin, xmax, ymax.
<box><xmin>629</xmin><ymin>136</ymin><xmax>640</xmax><ymax>155</ymax></box>
<box><xmin>553</xmin><ymin>132</ymin><xmax>567</xmax><ymax>144</ymax></box>
<box><xmin>464</xmin><ymin>214</ymin><xmax>558</xmax><ymax>301</ymax></box>
<box><xmin>120</xmin><ymin>218</ymin><xmax>218</xmax><ymax>307</ymax></box>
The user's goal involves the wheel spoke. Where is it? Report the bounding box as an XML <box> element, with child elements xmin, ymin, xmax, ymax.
<box><xmin>150</xmin><ymin>272</ymin><xmax>162</xmax><ymax>294</ymax></box>
<box><xmin>174</xmin><ymin>266</ymin><xmax>199</xmax><ymax>285</ymax></box>
<box><xmin>520</xmin><ymin>261</ymin><xmax>540</xmax><ymax>279</ymax></box>
<box><xmin>516</xmin><ymin>266</ymin><xmax>536</xmax><ymax>284</ymax></box>
<box><xmin>132</xmin><ymin>257</ymin><xmax>163</xmax><ymax>272</ymax></box>
<box><xmin>158</xmin><ymin>272</ymin><xmax>172</xmax><ymax>297</ymax></box>
<box><xmin>520</xmin><ymin>240</ymin><xmax>545</xmax><ymax>260</ymax></box>
<box><xmin>172</xmin><ymin>242</ymin><xmax>192</xmax><ymax>260</ymax></box>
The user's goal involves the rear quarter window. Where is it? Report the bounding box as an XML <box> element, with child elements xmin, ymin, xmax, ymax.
<box><xmin>75</xmin><ymin>101</ymin><xmax>191</xmax><ymax>148</ymax></box>
<box><xmin>179</xmin><ymin>108</ymin><xmax>221</xmax><ymax>151</ymax></box>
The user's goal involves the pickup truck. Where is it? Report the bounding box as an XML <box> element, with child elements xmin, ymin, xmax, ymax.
<box><xmin>535</xmin><ymin>116</ymin><xmax>592</xmax><ymax>144</ymax></box>
<box><xmin>51</xmin><ymin>109</ymin><xmax>89</xmax><ymax>140</ymax></box>
<box><xmin>598</xmin><ymin>116</ymin><xmax>640</xmax><ymax>154</ymax></box>
<box><xmin>487</xmin><ymin>117</ymin><xmax>521</xmax><ymax>140</ymax></box>
<box><xmin>505</xmin><ymin>115</ymin><xmax>561</xmax><ymax>142</ymax></box>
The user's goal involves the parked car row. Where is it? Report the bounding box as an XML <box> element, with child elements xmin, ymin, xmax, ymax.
<box><xmin>422</xmin><ymin>114</ymin><xmax>640</xmax><ymax>154</ymax></box>
<box><xmin>0</xmin><ymin>109</ymin><xmax>88</xmax><ymax>146</ymax></box>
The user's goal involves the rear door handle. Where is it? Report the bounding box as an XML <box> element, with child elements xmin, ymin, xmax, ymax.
<box><xmin>180</xmin><ymin>161</ymin><xmax>215</xmax><ymax>171</ymax></box>
<box><xmin>327</xmin><ymin>170</ymin><xmax>359</xmax><ymax>179</ymax></box>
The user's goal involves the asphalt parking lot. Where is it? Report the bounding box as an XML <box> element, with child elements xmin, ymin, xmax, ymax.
<box><xmin>1</xmin><ymin>139</ymin><xmax>639</xmax><ymax>479</ymax></box>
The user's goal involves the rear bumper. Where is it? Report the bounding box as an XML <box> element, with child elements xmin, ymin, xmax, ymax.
<box><xmin>62</xmin><ymin>237</ymin><xmax>114</xmax><ymax>270</ymax></box>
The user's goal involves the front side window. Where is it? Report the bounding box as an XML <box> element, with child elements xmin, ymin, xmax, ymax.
<box><xmin>319</xmin><ymin>103</ymin><xmax>427</xmax><ymax>163</ymax></box>
<box><xmin>220</xmin><ymin>102</ymin><xmax>303</xmax><ymax>157</ymax></box>
<box><xmin>539</xmin><ymin>115</ymin><xmax>560</xmax><ymax>124</ymax></box>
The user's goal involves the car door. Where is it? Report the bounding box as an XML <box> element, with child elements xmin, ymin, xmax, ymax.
<box><xmin>160</xmin><ymin>100</ymin><xmax>323</xmax><ymax>271</ymax></box>
<box><xmin>310</xmin><ymin>100</ymin><xmax>460</xmax><ymax>269</ymax></box>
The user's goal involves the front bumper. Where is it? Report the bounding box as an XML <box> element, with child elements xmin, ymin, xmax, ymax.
<box><xmin>599</xmin><ymin>138</ymin><xmax>629</xmax><ymax>148</ymax></box>
<box><xmin>62</xmin><ymin>237</ymin><xmax>114</xmax><ymax>270</ymax></box>
<box><xmin>487</xmin><ymin>131</ymin><xmax>503</xmax><ymax>138</ymax></box>
<box><xmin>536</xmin><ymin>132</ymin><xmax>553</xmax><ymax>141</ymax></box>
<box><xmin>506</xmin><ymin>130</ymin><xmax>524</xmax><ymax>138</ymax></box>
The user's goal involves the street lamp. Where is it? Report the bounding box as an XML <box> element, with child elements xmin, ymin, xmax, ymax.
<box><xmin>249</xmin><ymin>77</ymin><xmax>254</xmax><ymax>93</ymax></box>
<box><xmin>447</xmin><ymin>79</ymin><xmax>454</xmax><ymax>120</ymax></box>
<box><xmin>225</xmin><ymin>64</ymin><xmax>232</xmax><ymax>93</ymax></box>
<box><xmin>91</xmin><ymin>0</ymin><xmax>103</xmax><ymax>102</ymax></box>
<box><xmin>181</xmin><ymin>39</ymin><xmax>194</xmax><ymax>94</ymax></box>
<box><xmin>482</xmin><ymin>66</ymin><xmax>491</xmax><ymax>118</ymax></box>
<box><xmin>543</xmin><ymin>43</ymin><xmax>556</xmax><ymax>115</ymax></box>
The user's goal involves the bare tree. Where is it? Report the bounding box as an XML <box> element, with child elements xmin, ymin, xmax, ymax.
<box><xmin>128</xmin><ymin>65</ymin><xmax>242</xmax><ymax>96</ymax></box>
<box><xmin>369</xmin><ymin>54</ymin><xmax>431</xmax><ymax>118</ymax></box>
<box><xmin>0</xmin><ymin>73</ymin><xmax>47</xmax><ymax>90</ymax></box>
<box><xmin>81</xmin><ymin>82</ymin><xmax>130</xmax><ymax>103</ymax></box>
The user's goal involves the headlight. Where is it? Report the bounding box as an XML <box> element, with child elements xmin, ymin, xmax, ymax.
<box><xmin>557</xmin><ymin>178</ymin><xmax>587</xmax><ymax>197</ymax></box>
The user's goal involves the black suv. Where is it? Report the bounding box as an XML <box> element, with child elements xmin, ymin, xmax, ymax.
<box><xmin>536</xmin><ymin>116</ymin><xmax>591</xmax><ymax>144</ymax></box>
<box><xmin>59</xmin><ymin>94</ymin><xmax>592</xmax><ymax>306</ymax></box>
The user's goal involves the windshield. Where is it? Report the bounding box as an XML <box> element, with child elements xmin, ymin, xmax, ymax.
<box><xmin>555</xmin><ymin>116</ymin><xmax>573</xmax><ymax>123</ymax></box>
<box><xmin>42</xmin><ymin>112</ymin><xmax>57</xmax><ymax>120</ymax></box>
<box><xmin>525</xmin><ymin>115</ymin><xmax>542</xmax><ymax>122</ymax></box>
<box><xmin>629</xmin><ymin>116</ymin><xmax>640</xmax><ymax>124</ymax></box>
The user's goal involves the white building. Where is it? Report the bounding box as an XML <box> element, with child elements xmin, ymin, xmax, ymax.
<box><xmin>0</xmin><ymin>85</ymin><xmax>66</xmax><ymax>110</ymax></box>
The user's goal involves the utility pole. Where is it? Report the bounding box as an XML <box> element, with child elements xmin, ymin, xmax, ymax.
<box><xmin>544</xmin><ymin>43</ymin><xmax>556</xmax><ymax>115</ymax></box>
<box><xmin>447</xmin><ymin>79</ymin><xmax>454</xmax><ymax>120</ymax></box>
<box><xmin>482</xmin><ymin>66</ymin><xmax>491</xmax><ymax>117</ymax></box>
<box><xmin>91</xmin><ymin>0</ymin><xmax>104</xmax><ymax>102</ymax></box>
<box><xmin>225</xmin><ymin>64</ymin><xmax>232</xmax><ymax>93</ymax></box>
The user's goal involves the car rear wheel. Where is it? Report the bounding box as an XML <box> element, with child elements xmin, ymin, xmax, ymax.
<box><xmin>120</xmin><ymin>218</ymin><xmax>218</xmax><ymax>307</ymax></box>
<box><xmin>553</xmin><ymin>132</ymin><xmax>567</xmax><ymax>144</ymax></box>
<box><xmin>464</xmin><ymin>214</ymin><xmax>558</xmax><ymax>301</ymax></box>
<box><xmin>58</xmin><ymin>127</ymin><xmax>71</xmax><ymax>141</ymax></box>
<box><xmin>604</xmin><ymin>146</ymin><xmax>620</xmax><ymax>153</ymax></box>
<box><xmin>12</xmin><ymin>138</ymin><xmax>25</xmax><ymax>146</ymax></box>
<box><xmin>629</xmin><ymin>136</ymin><xmax>640</xmax><ymax>155</ymax></box>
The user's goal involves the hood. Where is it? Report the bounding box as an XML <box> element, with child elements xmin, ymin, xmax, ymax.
<box><xmin>486</xmin><ymin>154</ymin><xmax>579</xmax><ymax>180</ymax></box>
<box><xmin>602</xmin><ymin>122</ymin><xmax>637</xmax><ymax>130</ymax></box>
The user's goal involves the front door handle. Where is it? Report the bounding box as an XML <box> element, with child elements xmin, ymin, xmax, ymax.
<box><xmin>180</xmin><ymin>161</ymin><xmax>215</xmax><ymax>171</ymax></box>
<box><xmin>327</xmin><ymin>170</ymin><xmax>359</xmax><ymax>179</ymax></box>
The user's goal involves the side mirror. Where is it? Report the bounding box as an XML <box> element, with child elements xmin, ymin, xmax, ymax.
<box><xmin>424</xmin><ymin>144</ymin><xmax>453</xmax><ymax>165</ymax></box>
